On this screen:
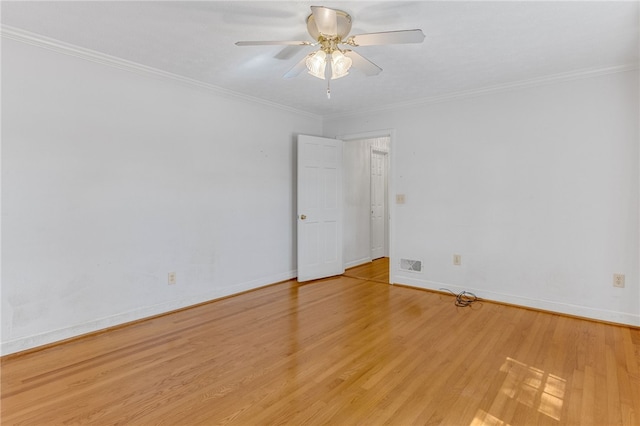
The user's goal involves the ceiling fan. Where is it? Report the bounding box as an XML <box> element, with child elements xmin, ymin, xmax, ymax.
<box><xmin>236</xmin><ymin>5</ymin><xmax>425</xmax><ymax>98</ymax></box>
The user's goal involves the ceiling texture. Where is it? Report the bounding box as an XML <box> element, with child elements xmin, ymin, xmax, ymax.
<box><xmin>2</xmin><ymin>1</ymin><xmax>639</xmax><ymax>117</ymax></box>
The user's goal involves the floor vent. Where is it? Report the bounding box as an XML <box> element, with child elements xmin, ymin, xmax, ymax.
<box><xmin>400</xmin><ymin>258</ymin><xmax>422</xmax><ymax>272</ymax></box>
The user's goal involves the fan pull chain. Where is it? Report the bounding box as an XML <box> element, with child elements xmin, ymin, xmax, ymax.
<box><xmin>327</xmin><ymin>79</ymin><xmax>331</xmax><ymax>99</ymax></box>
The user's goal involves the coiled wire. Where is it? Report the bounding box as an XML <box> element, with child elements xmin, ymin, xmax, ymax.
<box><xmin>439</xmin><ymin>288</ymin><xmax>481</xmax><ymax>307</ymax></box>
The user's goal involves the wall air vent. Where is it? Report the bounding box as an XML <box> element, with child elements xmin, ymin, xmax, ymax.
<box><xmin>400</xmin><ymin>258</ymin><xmax>422</xmax><ymax>272</ymax></box>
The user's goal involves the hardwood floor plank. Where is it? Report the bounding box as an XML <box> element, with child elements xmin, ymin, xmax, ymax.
<box><xmin>2</xmin><ymin>275</ymin><xmax>639</xmax><ymax>425</ymax></box>
<box><xmin>606</xmin><ymin>344</ymin><xmax>623</xmax><ymax>425</ymax></box>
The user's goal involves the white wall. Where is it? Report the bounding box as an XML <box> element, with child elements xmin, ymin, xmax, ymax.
<box><xmin>1</xmin><ymin>38</ymin><xmax>322</xmax><ymax>355</ymax></box>
<box><xmin>342</xmin><ymin>136</ymin><xmax>390</xmax><ymax>268</ymax></box>
<box><xmin>325</xmin><ymin>70</ymin><xmax>640</xmax><ymax>326</ymax></box>
<box><xmin>2</xmin><ymin>37</ymin><xmax>637</xmax><ymax>358</ymax></box>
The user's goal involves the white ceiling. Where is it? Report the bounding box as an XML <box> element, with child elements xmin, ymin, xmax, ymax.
<box><xmin>2</xmin><ymin>1</ymin><xmax>639</xmax><ymax>116</ymax></box>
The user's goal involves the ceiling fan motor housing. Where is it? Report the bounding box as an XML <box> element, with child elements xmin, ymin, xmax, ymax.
<box><xmin>306</xmin><ymin>9</ymin><xmax>352</xmax><ymax>41</ymax></box>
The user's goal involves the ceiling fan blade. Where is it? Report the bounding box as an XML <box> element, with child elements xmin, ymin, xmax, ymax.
<box><xmin>236</xmin><ymin>40</ymin><xmax>313</xmax><ymax>46</ymax></box>
<box><xmin>275</xmin><ymin>45</ymin><xmax>309</xmax><ymax>60</ymax></box>
<box><xmin>346</xmin><ymin>29</ymin><xmax>425</xmax><ymax>46</ymax></box>
<box><xmin>283</xmin><ymin>55</ymin><xmax>311</xmax><ymax>79</ymax></box>
<box><xmin>310</xmin><ymin>6</ymin><xmax>338</xmax><ymax>35</ymax></box>
<box><xmin>344</xmin><ymin>51</ymin><xmax>382</xmax><ymax>76</ymax></box>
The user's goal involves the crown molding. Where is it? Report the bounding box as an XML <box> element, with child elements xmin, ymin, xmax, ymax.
<box><xmin>3</xmin><ymin>25</ymin><xmax>636</xmax><ymax>122</ymax></box>
<box><xmin>1</xmin><ymin>25</ymin><xmax>322</xmax><ymax>121</ymax></box>
<box><xmin>324</xmin><ymin>63</ymin><xmax>639</xmax><ymax>121</ymax></box>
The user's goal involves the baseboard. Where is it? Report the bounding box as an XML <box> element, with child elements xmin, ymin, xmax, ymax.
<box><xmin>1</xmin><ymin>269</ymin><xmax>297</xmax><ymax>356</ymax></box>
<box><xmin>344</xmin><ymin>257</ymin><xmax>372</xmax><ymax>269</ymax></box>
<box><xmin>394</xmin><ymin>275</ymin><xmax>640</xmax><ymax>327</ymax></box>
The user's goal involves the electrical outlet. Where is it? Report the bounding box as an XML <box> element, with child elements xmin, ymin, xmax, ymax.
<box><xmin>613</xmin><ymin>273</ymin><xmax>625</xmax><ymax>288</ymax></box>
<box><xmin>168</xmin><ymin>272</ymin><xmax>177</xmax><ymax>285</ymax></box>
<box><xmin>453</xmin><ymin>254</ymin><xmax>461</xmax><ymax>266</ymax></box>
<box><xmin>396</xmin><ymin>194</ymin><xmax>406</xmax><ymax>204</ymax></box>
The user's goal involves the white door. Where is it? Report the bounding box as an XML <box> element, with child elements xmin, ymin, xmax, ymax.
<box><xmin>297</xmin><ymin>135</ymin><xmax>344</xmax><ymax>282</ymax></box>
<box><xmin>370</xmin><ymin>149</ymin><xmax>387</xmax><ymax>259</ymax></box>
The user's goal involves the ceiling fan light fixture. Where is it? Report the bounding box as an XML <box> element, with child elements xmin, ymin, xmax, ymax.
<box><xmin>330</xmin><ymin>50</ymin><xmax>352</xmax><ymax>79</ymax></box>
<box><xmin>306</xmin><ymin>50</ymin><xmax>327</xmax><ymax>79</ymax></box>
<box><xmin>236</xmin><ymin>6</ymin><xmax>425</xmax><ymax>93</ymax></box>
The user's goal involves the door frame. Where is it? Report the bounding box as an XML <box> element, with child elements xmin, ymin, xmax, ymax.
<box><xmin>340</xmin><ymin>129</ymin><xmax>396</xmax><ymax>284</ymax></box>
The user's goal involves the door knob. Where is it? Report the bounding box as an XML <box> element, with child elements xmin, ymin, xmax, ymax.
<box><xmin>300</xmin><ymin>214</ymin><xmax>307</xmax><ymax>220</ymax></box>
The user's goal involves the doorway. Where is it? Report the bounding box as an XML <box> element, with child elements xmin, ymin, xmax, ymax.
<box><xmin>342</xmin><ymin>135</ymin><xmax>391</xmax><ymax>282</ymax></box>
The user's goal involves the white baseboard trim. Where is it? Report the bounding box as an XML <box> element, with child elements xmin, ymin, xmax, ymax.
<box><xmin>1</xmin><ymin>270</ymin><xmax>297</xmax><ymax>356</ymax></box>
<box><xmin>344</xmin><ymin>257</ymin><xmax>372</xmax><ymax>269</ymax></box>
<box><xmin>394</xmin><ymin>275</ymin><xmax>640</xmax><ymax>327</ymax></box>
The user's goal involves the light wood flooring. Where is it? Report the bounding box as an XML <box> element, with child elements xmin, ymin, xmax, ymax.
<box><xmin>2</xmin><ymin>274</ymin><xmax>639</xmax><ymax>425</ymax></box>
